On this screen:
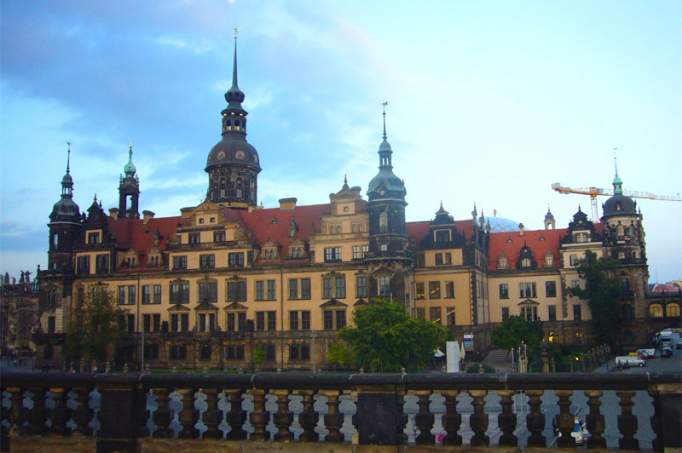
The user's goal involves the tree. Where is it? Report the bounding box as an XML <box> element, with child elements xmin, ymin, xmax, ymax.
<box><xmin>64</xmin><ymin>289</ymin><xmax>125</xmax><ymax>362</ymax></box>
<box><xmin>572</xmin><ymin>250</ymin><xmax>622</xmax><ymax>347</ymax></box>
<box><xmin>327</xmin><ymin>342</ymin><xmax>355</xmax><ymax>370</ymax></box>
<box><xmin>339</xmin><ymin>298</ymin><xmax>449</xmax><ymax>372</ymax></box>
<box><xmin>491</xmin><ymin>316</ymin><xmax>545</xmax><ymax>355</ymax></box>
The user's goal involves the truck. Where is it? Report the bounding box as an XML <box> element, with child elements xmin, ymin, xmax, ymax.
<box><xmin>615</xmin><ymin>356</ymin><xmax>646</xmax><ymax>368</ymax></box>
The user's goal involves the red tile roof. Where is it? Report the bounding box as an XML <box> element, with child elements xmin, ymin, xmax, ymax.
<box><xmin>406</xmin><ymin>219</ymin><xmax>475</xmax><ymax>243</ymax></box>
<box><xmin>108</xmin><ymin>216</ymin><xmax>189</xmax><ymax>268</ymax></box>
<box><xmin>488</xmin><ymin>228</ymin><xmax>567</xmax><ymax>271</ymax></box>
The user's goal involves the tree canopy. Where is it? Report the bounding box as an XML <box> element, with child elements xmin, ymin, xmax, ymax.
<box><xmin>491</xmin><ymin>316</ymin><xmax>545</xmax><ymax>354</ymax></box>
<box><xmin>64</xmin><ymin>289</ymin><xmax>125</xmax><ymax>362</ymax></box>
<box><xmin>339</xmin><ymin>298</ymin><xmax>449</xmax><ymax>372</ymax></box>
<box><xmin>573</xmin><ymin>250</ymin><xmax>622</xmax><ymax>346</ymax></box>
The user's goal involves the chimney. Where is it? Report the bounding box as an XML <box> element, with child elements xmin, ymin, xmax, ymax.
<box><xmin>518</xmin><ymin>223</ymin><xmax>525</xmax><ymax>236</ymax></box>
<box><xmin>109</xmin><ymin>208</ymin><xmax>119</xmax><ymax>220</ymax></box>
<box><xmin>279</xmin><ymin>197</ymin><xmax>297</xmax><ymax>210</ymax></box>
<box><xmin>142</xmin><ymin>210</ymin><xmax>155</xmax><ymax>224</ymax></box>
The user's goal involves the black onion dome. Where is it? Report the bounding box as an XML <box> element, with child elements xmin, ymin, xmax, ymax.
<box><xmin>205</xmin><ymin>137</ymin><xmax>261</xmax><ymax>172</ymax></box>
<box><xmin>50</xmin><ymin>197</ymin><xmax>80</xmax><ymax>222</ymax></box>
<box><xmin>602</xmin><ymin>194</ymin><xmax>637</xmax><ymax>218</ymax></box>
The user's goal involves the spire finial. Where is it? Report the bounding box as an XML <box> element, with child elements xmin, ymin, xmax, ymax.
<box><xmin>128</xmin><ymin>143</ymin><xmax>133</xmax><ymax>161</ymax></box>
<box><xmin>231</xmin><ymin>27</ymin><xmax>239</xmax><ymax>90</ymax></box>
<box><xmin>612</xmin><ymin>148</ymin><xmax>623</xmax><ymax>195</ymax></box>
<box><xmin>66</xmin><ymin>141</ymin><xmax>71</xmax><ymax>174</ymax></box>
<box><xmin>440</xmin><ymin>200</ymin><xmax>443</xmax><ymax>210</ymax></box>
<box><xmin>94</xmin><ymin>193</ymin><xmax>98</xmax><ymax>203</ymax></box>
<box><xmin>382</xmin><ymin>101</ymin><xmax>388</xmax><ymax>140</ymax></box>
<box><xmin>613</xmin><ymin>147</ymin><xmax>619</xmax><ymax>178</ymax></box>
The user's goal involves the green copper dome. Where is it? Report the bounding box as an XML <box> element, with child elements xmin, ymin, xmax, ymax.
<box><xmin>124</xmin><ymin>145</ymin><xmax>136</xmax><ymax>176</ymax></box>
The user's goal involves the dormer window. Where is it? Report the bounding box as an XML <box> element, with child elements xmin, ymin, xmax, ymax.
<box><xmin>262</xmin><ymin>247</ymin><xmax>278</xmax><ymax>260</ymax></box>
<box><xmin>289</xmin><ymin>246</ymin><xmax>304</xmax><ymax>259</ymax></box>
<box><xmin>148</xmin><ymin>255</ymin><xmax>160</xmax><ymax>267</ymax></box>
<box><xmin>544</xmin><ymin>253</ymin><xmax>554</xmax><ymax>267</ymax></box>
<box><xmin>575</xmin><ymin>232</ymin><xmax>589</xmax><ymax>243</ymax></box>
<box><xmin>521</xmin><ymin>258</ymin><xmax>532</xmax><ymax>268</ymax></box>
<box><xmin>87</xmin><ymin>231</ymin><xmax>100</xmax><ymax>245</ymax></box>
<box><xmin>497</xmin><ymin>256</ymin><xmax>508</xmax><ymax>269</ymax></box>
<box><xmin>434</xmin><ymin>229</ymin><xmax>451</xmax><ymax>243</ymax></box>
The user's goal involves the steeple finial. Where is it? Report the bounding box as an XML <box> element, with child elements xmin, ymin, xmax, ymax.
<box><xmin>66</xmin><ymin>141</ymin><xmax>71</xmax><ymax>174</ymax></box>
<box><xmin>343</xmin><ymin>174</ymin><xmax>349</xmax><ymax>189</ymax></box>
<box><xmin>612</xmin><ymin>148</ymin><xmax>623</xmax><ymax>195</ymax></box>
<box><xmin>382</xmin><ymin>101</ymin><xmax>388</xmax><ymax>140</ymax></box>
<box><xmin>232</xmin><ymin>28</ymin><xmax>239</xmax><ymax>90</ymax></box>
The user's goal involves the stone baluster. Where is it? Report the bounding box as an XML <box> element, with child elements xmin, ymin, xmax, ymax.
<box><xmin>72</xmin><ymin>387</ymin><xmax>91</xmax><ymax>436</ymax></box>
<box><xmin>49</xmin><ymin>387</ymin><xmax>67</xmax><ymax>435</ymax></box>
<box><xmin>413</xmin><ymin>390</ymin><xmax>434</xmax><ymax>444</ymax></box>
<box><xmin>468</xmin><ymin>390</ymin><xmax>489</xmax><ymax>446</ymax></box>
<box><xmin>497</xmin><ymin>390</ymin><xmax>517</xmax><ymax>446</ymax></box>
<box><xmin>226</xmin><ymin>389</ymin><xmax>246</xmax><ymax>440</ymax></box>
<box><xmin>273</xmin><ymin>389</ymin><xmax>292</xmax><ymax>441</ymax></box>
<box><xmin>441</xmin><ymin>390</ymin><xmax>461</xmax><ymax>446</ymax></box>
<box><xmin>26</xmin><ymin>388</ymin><xmax>45</xmax><ymax>435</ymax></box>
<box><xmin>617</xmin><ymin>390</ymin><xmax>639</xmax><ymax>450</ymax></box>
<box><xmin>202</xmin><ymin>388</ymin><xmax>219</xmax><ymax>439</ymax></box>
<box><xmin>555</xmin><ymin>390</ymin><xmax>574</xmax><ymax>448</ymax></box>
<box><xmin>297</xmin><ymin>390</ymin><xmax>319</xmax><ymax>442</ymax></box>
<box><xmin>397</xmin><ymin>388</ymin><xmax>408</xmax><ymax>445</ymax></box>
<box><xmin>8</xmin><ymin>387</ymin><xmax>22</xmax><ymax>437</ymax></box>
<box><xmin>153</xmin><ymin>388</ymin><xmax>171</xmax><ymax>438</ymax></box>
<box><xmin>249</xmin><ymin>388</ymin><xmax>268</xmax><ymax>441</ymax></box>
<box><xmin>648</xmin><ymin>387</ymin><xmax>663</xmax><ymax>452</ymax></box>
<box><xmin>179</xmin><ymin>388</ymin><xmax>195</xmax><ymax>439</ymax></box>
<box><xmin>585</xmin><ymin>390</ymin><xmax>605</xmax><ymax>448</ymax></box>
<box><xmin>525</xmin><ymin>390</ymin><xmax>545</xmax><ymax>447</ymax></box>
<box><xmin>321</xmin><ymin>390</ymin><xmax>342</xmax><ymax>442</ymax></box>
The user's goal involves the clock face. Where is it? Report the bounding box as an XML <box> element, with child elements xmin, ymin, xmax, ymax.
<box><xmin>379</xmin><ymin>189</ymin><xmax>386</xmax><ymax>196</ymax></box>
<box><xmin>235</xmin><ymin>150</ymin><xmax>245</xmax><ymax>160</ymax></box>
<box><xmin>217</xmin><ymin>151</ymin><xmax>226</xmax><ymax>160</ymax></box>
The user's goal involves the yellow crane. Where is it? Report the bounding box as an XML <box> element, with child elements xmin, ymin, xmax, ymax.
<box><xmin>551</xmin><ymin>182</ymin><xmax>682</xmax><ymax>221</ymax></box>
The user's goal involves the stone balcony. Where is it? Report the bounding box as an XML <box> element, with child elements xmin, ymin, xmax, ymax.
<box><xmin>1</xmin><ymin>371</ymin><xmax>680</xmax><ymax>452</ymax></box>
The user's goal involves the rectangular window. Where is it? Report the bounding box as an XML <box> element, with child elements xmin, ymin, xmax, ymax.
<box><xmin>571</xmin><ymin>279</ymin><xmax>581</xmax><ymax>289</ymax></box>
<box><xmin>198</xmin><ymin>281</ymin><xmax>217</xmax><ymax>303</ymax></box>
<box><xmin>323</xmin><ymin>277</ymin><xmax>333</xmax><ymax>299</ymax></box>
<box><xmin>126</xmin><ymin>314</ymin><xmax>135</xmax><ymax>333</ymax></box>
<box><xmin>87</xmin><ymin>231</ymin><xmax>100</xmax><ymax>245</ymax></box>
<box><xmin>47</xmin><ymin>316</ymin><xmax>56</xmax><ymax>333</ymax></box>
<box><xmin>181</xmin><ymin>314</ymin><xmax>189</xmax><ymax>332</ymax></box>
<box><xmin>502</xmin><ymin>307</ymin><xmax>510</xmax><ymax>321</ymax></box>
<box><xmin>227</xmin><ymin>313</ymin><xmax>235</xmax><ymax>332</ymax></box>
<box><xmin>445</xmin><ymin>282</ymin><xmax>455</xmax><ymax>299</ymax></box>
<box><xmin>95</xmin><ymin>255</ymin><xmax>109</xmax><ymax>274</ymax></box>
<box><xmin>324</xmin><ymin>247</ymin><xmax>342</xmax><ymax>262</ymax></box>
<box><xmin>153</xmin><ymin>285</ymin><xmax>161</xmax><ymax>304</ymax></box>
<box><xmin>288</xmin><ymin>279</ymin><xmax>298</xmax><ymax>300</ymax></box>
<box><xmin>435</xmin><ymin>253</ymin><xmax>444</xmax><ymax>266</ymax></box>
<box><xmin>266</xmin><ymin>280</ymin><xmax>276</xmax><ymax>300</ymax></box>
<box><xmin>356</xmin><ymin>275</ymin><xmax>368</xmax><ymax>298</ymax></box>
<box><xmin>238</xmin><ymin>312</ymin><xmax>246</xmax><ymax>331</ymax></box>
<box><xmin>142</xmin><ymin>285</ymin><xmax>151</xmax><ymax>304</ymax></box>
<box><xmin>228</xmin><ymin>252</ymin><xmax>244</xmax><ymax>268</ymax></box>
<box><xmin>214</xmin><ymin>230</ymin><xmax>226</xmax><ymax>243</ymax></box>
<box><xmin>127</xmin><ymin>285</ymin><xmax>136</xmax><ymax>305</ymax></box>
<box><xmin>256</xmin><ymin>312</ymin><xmax>265</xmax><ymax>331</ymax></box>
<box><xmin>521</xmin><ymin>305</ymin><xmax>538</xmax><ymax>322</ymax></box>
<box><xmin>429</xmin><ymin>307</ymin><xmax>442</xmax><ymax>323</ymax></box>
<box><xmin>199</xmin><ymin>254</ymin><xmax>215</xmax><ymax>270</ymax></box>
<box><xmin>573</xmin><ymin>304</ymin><xmax>582</xmax><ymax>321</ymax></box>
<box><xmin>301</xmin><ymin>311</ymin><xmax>311</xmax><ymax>330</ymax></box>
<box><xmin>152</xmin><ymin>314</ymin><xmax>160</xmax><ymax>332</ymax></box>
<box><xmin>335</xmin><ymin>276</ymin><xmax>346</xmax><ymax>298</ymax></box>
<box><xmin>323</xmin><ymin>311</ymin><xmax>333</xmax><ymax>330</ymax></box>
<box><xmin>289</xmin><ymin>311</ymin><xmax>299</xmax><ymax>330</ymax></box>
<box><xmin>545</xmin><ymin>281</ymin><xmax>557</xmax><ymax>298</ymax></box>
<box><xmin>172</xmin><ymin>256</ymin><xmax>187</xmax><ymax>270</ymax></box>
<box><xmin>379</xmin><ymin>275</ymin><xmax>391</xmax><ymax>297</ymax></box>
<box><xmin>198</xmin><ymin>313</ymin><xmax>207</xmax><ymax>332</ymax></box>
<box><xmin>548</xmin><ymin>305</ymin><xmax>557</xmax><ymax>321</ymax></box>
<box><xmin>255</xmin><ymin>280</ymin><xmax>264</xmax><ymax>301</ymax></box>
<box><xmin>352</xmin><ymin>245</ymin><xmax>362</xmax><ymax>260</ymax></box>
<box><xmin>415</xmin><ymin>253</ymin><xmax>425</xmax><ymax>268</ymax></box>
<box><xmin>416</xmin><ymin>282</ymin><xmax>425</xmax><ymax>300</ymax></box>
<box><xmin>499</xmin><ymin>283</ymin><xmax>509</xmax><ymax>299</ymax></box>
<box><xmin>519</xmin><ymin>282</ymin><xmax>537</xmax><ymax>298</ymax></box>
<box><xmin>170</xmin><ymin>281</ymin><xmax>189</xmax><ymax>304</ymax></box>
<box><xmin>569</xmin><ymin>254</ymin><xmax>578</xmax><ymax>266</ymax></box>
<box><xmin>300</xmin><ymin>278</ymin><xmax>311</xmax><ymax>299</ymax></box>
<box><xmin>264</xmin><ymin>344</ymin><xmax>276</xmax><ymax>362</ymax></box>
<box><xmin>77</xmin><ymin>256</ymin><xmax>90</xmax><ymax>274</ymax></box>
<box><xmin>143</xmin><ymin>314</ymin><xmax>151</xmax><ymax>333</ymax></box>
<box><xmin>435</xmin><ymin>230</ymin><xmax>450</xmax><ymax>243</ymax></box>
<box><xmin>118</xmin><ymin>286</ymin><xmax>126</xmax><ymax>305</ymax></box>
<box><xmin>171</xmin><ymin>314</ymin><xmax>179</xmax><ymax>332</ymax></box>
<box><xmin>189</xmin><ymin>233</ymin><xmax>200</xmax><ymax>245</ymax></box>
<box><xmin>429</xmin><ymin>281</ymin><xmax>441</xmax><ymax>299</ymax></box>
<box><xmin>267</xmin><ymin>311</ymin><xmax>277</xmax><ymax>331</ymax></box>
<box><xmin>444</xmin><ymin>252</ymin><xmax>452</xmax><ymax>265</ymax></box>
<box><xmin>446</xmin><ymin>307</ymin><xmax>456</xmax><ymax>326</ymax></box>
<box><xmin>227</xmin><ymin>280</ymin><xmax>247</xmax><ymax>302</ymax></box>
<box><xmin>336</xmin><ymin>310</ymin><xmax>346</xmax><ymax>329</ymax></box>
<box><xmin>416</xmin><ymin>308</ymin><xmax>425</xmax><ymax>319</ymax></box>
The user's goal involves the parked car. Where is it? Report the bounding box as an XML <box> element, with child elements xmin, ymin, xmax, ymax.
<box><xmin>615</xmin><ymin>356</ymin><xmax>646</xmax><ymax>368</ymax></box>
<box><xmin>661</xmin><ymin>347</ymin><xmax>673</xmax><ymax>358</ymax></box>
<box><xmin>636</xmin><ymin>348</ymin><xmax>656</xmax><ymax>359</ymax></box>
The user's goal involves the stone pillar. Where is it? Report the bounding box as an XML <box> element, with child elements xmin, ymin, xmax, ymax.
<box><xmin>649</xmin><ymin>383</ymin><xmax>682</xmax><ymax>452</ymax></box>
<box><xmin>96</xmin><ymin>377</ymin><xmax>141</xmax><ymax>453</ymax></box>
<box><xmin>353</xmin><ymin>385</ymin><xmax>404</xmax><ymax>445</ymax></box>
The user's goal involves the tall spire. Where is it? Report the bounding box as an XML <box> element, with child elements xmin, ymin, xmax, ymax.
<box><xmin>66</xmin><ymin>141</ymin><xmax>71</xmax><ymax>174</ymax></box>
<box><xmin>61</xmin><ymin>141</ymin><xmax>74</xmax><ymax>197</ymax></box>
<box><xmin>225</xmin><ymin>28</ymin><xmax>245</xmax><ymax>108</ymax></box>
<box><xmin>231</xmin><ymin>27</ymin><xmax>239</xmax><ymax>90</ymax></box>
<box><xmin>382</xmin><ymin>101</ymin><xmax>388</xmax><ymax>140</ymax></box>
<box><xmin>378</xmin><ymin>101</ymin><xmax>392</xmax><ymax>169</ymax></box>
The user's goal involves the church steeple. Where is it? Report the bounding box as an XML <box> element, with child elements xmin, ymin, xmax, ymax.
<box><xmin>119</xmin><ymin>144</ymin><xmax>140</xmax><ymax>219</ymax></box>
<box><xmin>612</xmin><ymin>156</ymin><xmax>623</xmax><ymax>195</ymax></box>
<box><xmin>61</xmin><ymin>141</ymin><xmax>73</xmax><ymax>197</ymax></box>
<box><xmin>225</xmin><ymin>29</ymin><xmax>246</xmax><ymax>111</ymax></box>
<box><xmin>378</xmin><ymin>101</ymin><xmax>392</xmax><ymax>169</ymax></box>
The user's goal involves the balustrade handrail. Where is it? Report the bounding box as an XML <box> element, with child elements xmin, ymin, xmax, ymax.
<box><xmin>2</xmin><ymin>370</ymin><xmax>680</xmax><ymax>390</ymax></box>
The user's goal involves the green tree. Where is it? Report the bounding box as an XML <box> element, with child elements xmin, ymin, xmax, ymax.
<box><xmin>339</xmin><ymin>298</ymin><xmax>449</xmax><ymax>372</ymax></box>
<box><xmin>64</xmin><ymin>289</ymin><xmax>125</xmax><ymax>362</ymax></box>
<box><xmin>572</xmin><ymin>250</ymin><xmax>622</xmax><ymax>347</ymax></box>
<box><xmin>491</xmin><ymin>316</ymin><xmax>545</xmax><ymax>355</ymax></box>
<box><xmin>252</xmin><ymin>346</ymin><xmax>266</xmax><ymax>370</ymax></box>
<box><xmin>327</xmin><ymin>342</ymin><xmax>355</xmax><ymax>370</ymax></box>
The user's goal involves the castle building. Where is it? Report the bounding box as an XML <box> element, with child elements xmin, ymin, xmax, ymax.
<box><xmin>36</xmin><ymin>40</ymin><xmax>672</xmax><ymax>370</ymax></box>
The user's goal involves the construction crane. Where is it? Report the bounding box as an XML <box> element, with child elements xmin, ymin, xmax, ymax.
<box><xmin>551</xmin><ymin>182</ymin><xmax>682</xmax><ymax>221</ymax></box>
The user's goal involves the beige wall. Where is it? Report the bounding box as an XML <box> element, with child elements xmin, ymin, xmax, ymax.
<box><xmin>488</xmin><ymin>273</ymin><xmax>564</xmax><ymax>323</ymax></box>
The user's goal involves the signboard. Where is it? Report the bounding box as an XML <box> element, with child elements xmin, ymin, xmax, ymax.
<box><xmin>463</xmin><ymin>333</ymin><xmax>474</xmax><ymax>352</ymax></box>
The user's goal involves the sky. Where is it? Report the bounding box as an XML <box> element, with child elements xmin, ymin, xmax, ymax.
<box><xmin>1</xmin><ymin>0</ymin><xmax>680</xmax><ymax>282</ymax></box>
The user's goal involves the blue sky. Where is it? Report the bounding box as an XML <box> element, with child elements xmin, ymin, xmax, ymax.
<box><xmin>1</xmin><ymin>0</ymin><xmax>680</xmax><ymax>281</ymax></box>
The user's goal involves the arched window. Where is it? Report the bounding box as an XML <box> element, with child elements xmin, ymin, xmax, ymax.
<box><xmin>648</xmin><ymin>304</ymin><xmax>663</xmax><ymax>318</ymax></box>
<box><xmin>666</xmin><ymin>303</ymin><xmax>680</xmax><ymax>318</ymax></box>
<box><xmin>379</xmin><ymin>210</ymin><xmax>388</xmax><ymax>233</ymax></box>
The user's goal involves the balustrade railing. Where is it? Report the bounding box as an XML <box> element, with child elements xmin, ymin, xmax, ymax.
<box><xmin>1</xmin><ymin>371</ymin><xmax>680</xmax><ymax>452</ymax></box>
